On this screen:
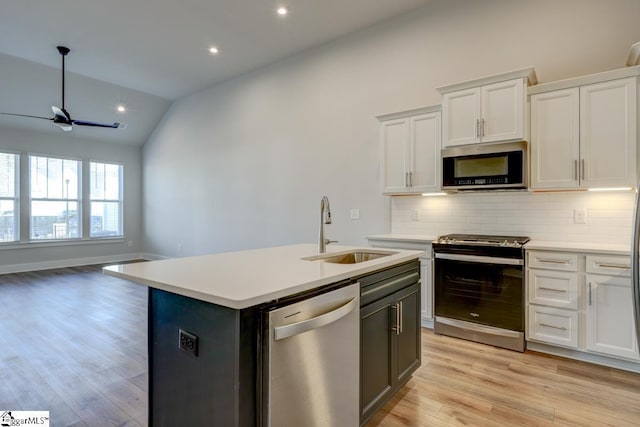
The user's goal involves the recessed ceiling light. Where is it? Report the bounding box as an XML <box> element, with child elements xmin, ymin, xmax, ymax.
<box><xmin>277</xmin><ymin>6</ymin><xmax>288</xmax><ymax>16</ymax></box>
<box><xmin>116</xmin><ymin>105</ymin><xmax>126</xmax><ymax>113</ymax></box>
<box><xmin>209</xmin><ymin>46</ymin><xmax>219</xmax><ymax>55</ymax></box>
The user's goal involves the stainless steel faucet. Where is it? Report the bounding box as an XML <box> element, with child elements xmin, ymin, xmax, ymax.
<box><xmin>319</xmin><ymin>196</ymin><xmax>337</xmax><ymax>253</ymax></box>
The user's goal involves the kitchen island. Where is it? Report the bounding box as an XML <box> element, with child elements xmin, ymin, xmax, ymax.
<box><xmin>104</xmin><ymin>244</ymin><xmax>423</xmax><ymax>426</ymax></box>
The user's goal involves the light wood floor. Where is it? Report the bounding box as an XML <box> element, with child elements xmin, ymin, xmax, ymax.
<box><xmin>2</xmin><ymin>266</ymin><xmax>640</xmax><ymax>426</ymax></box>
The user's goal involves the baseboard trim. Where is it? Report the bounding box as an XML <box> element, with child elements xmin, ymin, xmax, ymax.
<box><xmin>0</xmin><ymin>253</ymin><xmax>144</xmax><ymax>275</ymax></box>
<box><xmin>526</xmin><ymin>341</ymin><xmax>640</xmax><ymax>373</ymax></box>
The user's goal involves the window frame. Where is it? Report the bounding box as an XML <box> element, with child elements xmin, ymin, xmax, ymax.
<box><xmin>28</xmin><ymin>153</ymin><xmax>82</xmax><ymax>241</ymax></box>
<box><xmin>0</xmin><ymin>150</ymin><xmax>20</xmax><ymax>243</ymax></box>
<box><xmin>89</xmin><ymin>160</ymin><xmax>124</xmax><ymax>239</ymax></box>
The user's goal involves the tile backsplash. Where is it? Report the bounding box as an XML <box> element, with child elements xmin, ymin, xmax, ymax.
<box><xmin>391</xmin><ymin>191</ymin><xmax>635</xmax><ymax>245</ymax></box>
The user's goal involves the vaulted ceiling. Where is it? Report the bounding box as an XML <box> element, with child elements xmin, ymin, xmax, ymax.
<box><xmin>0</xmin><ymin>0</ymin><xmax>431</xmax><ymax>145</ymax></box>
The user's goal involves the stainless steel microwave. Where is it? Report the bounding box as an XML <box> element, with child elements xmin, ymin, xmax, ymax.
<box><xmin>441</xmin><ymin>141</ymin><xmax>528</xmax><ymax>190</ymax></box>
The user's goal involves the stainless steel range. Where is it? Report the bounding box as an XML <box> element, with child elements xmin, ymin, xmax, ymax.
<box><xmin>432</xmin><ymin>234</ymin><xmax>529</xmax><ymax>352</ymax></box>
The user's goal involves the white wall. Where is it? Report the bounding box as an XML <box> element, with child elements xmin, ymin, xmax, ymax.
<box><xmin>0</xmin><ymin>126</ymin><xmax>143</xmax><ymax>272</ymax></box>
<box><xmin>142</xmin><ymin>0</ymin><xmax>640</xmax><ymax>258</ymax></box>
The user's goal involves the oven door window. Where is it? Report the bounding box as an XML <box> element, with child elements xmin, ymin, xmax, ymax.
<box><xmin>434</xmin><ymin>259</ymin><xmax>523</xmax><ymax>331</ymax></box>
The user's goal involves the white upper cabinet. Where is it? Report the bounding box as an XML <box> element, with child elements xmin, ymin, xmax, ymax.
<box><xmin>481</xmin><ymin>79</ymin><xmax>526</xmax><ymax>143</ymax></box>
<box><xmin>380</xmin><ymin>118</ymin><xmax>409</xmax><ymax>193</ymax></box>
<box><xmin>379</xmin><ymin>106</ymin><xmax>442</xmax><ymax>194</ymax></box>
<box><xmin>529</xmin><ymin>68</ymin><xmax>639</xmax><ymax>190</ymax></box>
<box><xmin>580</xmin><ymin>78</ymin><xmax>637</xmax><ymax>188</ymax></box>
<box><xmin>441</xmin><ymin>88</ymin><xmax>480</xmax><ymax>146</ymax></box>
<box><xmin>439</xmin><ymin>68</ymin><xmax>536</xmax><ymax>148</ymax></box>
<box><xmin>530</xmin><ymin>88</ymin><xmax>580</xmax><ymax>189</ymax></box>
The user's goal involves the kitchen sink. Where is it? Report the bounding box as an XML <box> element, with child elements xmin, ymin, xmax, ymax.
<box><xmin>303</xmin><ymin>250</ymin><xmax>396</xmax><ymax>264</ymax></box>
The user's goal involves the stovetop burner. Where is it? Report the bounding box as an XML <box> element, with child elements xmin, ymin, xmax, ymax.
<box><xmin>436</xmin><ymin>233</ymin><xmax>530</xmax><ymax>248</ymax></box>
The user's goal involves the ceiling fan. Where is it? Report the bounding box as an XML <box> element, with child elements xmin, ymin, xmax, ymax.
<box><xmin>0</xmin><ymin>46</ymin><xmax>122</xmax><ymax>132</ymax></box>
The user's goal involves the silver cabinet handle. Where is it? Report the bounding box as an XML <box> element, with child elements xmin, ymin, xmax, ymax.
<box><xmin>392</xmin><ymin>303</ymin><xmax>401</xmax><ymax>335</ymax></box>
<box><xmin>273</xmin><ymin>295</ymin><xmax>358</xmax><ymax>341</ymax></box>
<box><xmin>405</xmin><ymin>172</ymin><xmax>409</xmax><ymax>188</ymax></box>
<box><xmin>399</xmin><ymin>301</ymin><xmax>403</xmax><ymax>334</ymax></box>
<box><xmin>539</xmin><ymin>287</ymin><xmax>568</xmax><ymax>293</ymax></box>
<box><xmin>588</xmin><ymin>282</ymin><xmax>592</xmax><ymax>306</ymax></box>
<box><xmin>481</xmin><ymin>118</ymin><xmax>486</xmax><ymax>138</ymax></box>
<box><xmin>540</xmin><ymin>323</ymin><xmax>568</xmax><ymax>331</ymax></box>
<box><xmin>476</xmin><ymin>119</ymin><xmax>480</xmax><ymax>138</ymax></box>
<box><xmin>581</xmin><ymin>159</ymin><xmax>585</xmax><ymax>181</ymax></box>
<box><xmin>594</xmin><ymin>262</ymin><xmax>630</xmax><ymax>270</ymax></box>
<box><xmin>574</xmin><ymin>160</ymin><xmax>578</xmax><ymax>181</ymax></box>
<box><xmin>536</xmin><ymin>258</ymin><xmax>569</xmax><ymax>265</ymax></box>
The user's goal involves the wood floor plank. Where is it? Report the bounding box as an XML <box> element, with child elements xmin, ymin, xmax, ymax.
<box><xmin>3</xmin><ymin>265</ymin><xmax>640</xmax><ymax>427</ymax></box>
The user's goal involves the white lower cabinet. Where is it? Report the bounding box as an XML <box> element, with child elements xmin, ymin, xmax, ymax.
<box><xmin>528</xmin><ymin>305</ymin><xmax>578</xmax><ymax>348</ymax></box>
<box><xmin>585</xmin><ymin>274</ymin><xmax>640</xmax><ymax>361</ymax></box>
<box><xmin>527</xmin><ymin>250</ymin><xmax>639</xmax><ymax>363</ymax></box>
<box><xmin>420</xmin><ymin>260</ymin><xmax>433</xmax><ymax>321</ymax></box>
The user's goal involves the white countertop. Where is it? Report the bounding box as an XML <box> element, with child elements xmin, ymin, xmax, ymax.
<box><xmin>366</xmin><ymin>233</ymin><xmax>631</xmax><ymax>255</ymax></box>
<box><xmin>366</xmin><ymin>234</ymin><xmax>437</xmax><ymax>244</ymax></box>
<box><xmin>525</xmin><ymin>240</ymin><xmax>631</xmax><ymax>255</ymax></box>
<box><xmin>103</xmin><ymin>244</ymin><xmax>423</xmax><ymax>309</ymax></box>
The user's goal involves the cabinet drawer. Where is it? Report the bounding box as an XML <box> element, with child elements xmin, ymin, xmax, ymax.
<box><xmin>585</xmin><ymin>255</ymin><xmax>631</xmax><ymax>277</ymax></box>
<box><xmin>527</xmin><ymin>305</ymin><xmax>578</xmax><ymax>349</ymax></box>
<box><xmin>528</xmin><ymin>251</ymin><xmax>578</xmax><ymax>272</ymax></box>
<box><xmin>528</xmin><ymin>269</ymin><xmax>578</xmax><ymax>309</ymax></box>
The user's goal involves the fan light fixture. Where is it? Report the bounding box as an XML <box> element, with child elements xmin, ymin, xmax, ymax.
<box><xmin>0</xmin><ymin>46</ymin><xmax>122</xmax><ymax>131</ymax></box>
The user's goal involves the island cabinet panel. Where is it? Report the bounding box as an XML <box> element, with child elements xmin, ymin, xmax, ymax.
<box><xmin>148</xmin><ymin>288</ymin><xmax>258</xmax><ymax>427</ymax></box>
<box><xmin>358</xmin><ymin>261</ymin><xmax>421</xmax><ymax>425</ymax></box>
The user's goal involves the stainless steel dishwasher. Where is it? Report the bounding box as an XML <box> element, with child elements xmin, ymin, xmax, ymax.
<box><xmin>263</xmin><ymin>282</ymin><xmax>360</xmax><ymax>427</ymax></box>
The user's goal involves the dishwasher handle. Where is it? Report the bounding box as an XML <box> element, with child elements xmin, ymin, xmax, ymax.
<box><xmin>274</xmin><ymin>293</ymin><xmax>359</xmax><ymax>341</ymax></box>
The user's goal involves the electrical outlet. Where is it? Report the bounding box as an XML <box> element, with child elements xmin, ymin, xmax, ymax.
<box><xmin>574</xmin><ymin>209</ymin><xmax>587</xmax><ymax>224</ymax></box>
<box><xmin>350</xmin><ymin>209</ymin><xmax>360</xmax><ymax>220</ymax></box>
<box><xmin>411</xmin><ymin>209</ymin><xmax>421</xmax><ymax>221</ymax></box>
<box><xmin>177</xmin><ymin>243</ymin><xmax>182</xmax><ymax>254</ymax></box>
<box><xmin>179</xmin><ymin>329</ymin><xmax>198</xmax><ymax>357</ymax></box>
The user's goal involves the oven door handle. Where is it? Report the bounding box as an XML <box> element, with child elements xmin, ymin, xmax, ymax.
<box><xmin>435</xmin><ymin>253</ymin><xmax>523</xmax><ymax>266</ymax></box>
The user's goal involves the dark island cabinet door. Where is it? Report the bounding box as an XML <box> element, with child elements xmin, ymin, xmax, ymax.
<box><xmin>395</xmin><ymin>283</ymin><xmax>421</xmax><ymax>385</ymax></box>
<box><xmin>360</xmin><ymin>292</ymin><xmax>395</xmax><ymax>422</ymax></box>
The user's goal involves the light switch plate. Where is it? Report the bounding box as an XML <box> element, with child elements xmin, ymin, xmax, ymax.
<box><xmin>412</xmin><ymin>209</ymin><xmax>421</xmax><ymax>221</ymax></box>
<box><xmin>574</xmin><ymin>208</ymin><xmax>587</xmax><ymax>224</ymax></box>
<box><xmin>350</xmin><ymin>209</ymin><xmax>360</xmax><ymax>220</ymax></box>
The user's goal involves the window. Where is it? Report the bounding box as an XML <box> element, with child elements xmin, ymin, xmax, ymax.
<box><xmin>0</xmin><ymin>152</ymin><xmax>19</xmax><ymax>242</ymax></box>
<box><xmin>90</xmin><ymin>161</ymin><xmax>123</xmax><ymax>237</ymax></box>
<box><xmin>30</xmin><ymin>155</ymin><xmax>81</xmax><ymax>240</ymax></box>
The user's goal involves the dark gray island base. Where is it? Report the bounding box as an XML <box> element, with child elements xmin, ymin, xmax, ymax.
<box><xmin>146</xmin><ymin>260</ymin><xmax>421</xmax><ymax>426</ymax></box>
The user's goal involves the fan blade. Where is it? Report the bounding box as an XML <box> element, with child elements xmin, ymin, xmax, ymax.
<box><xmin>71</xmin><ymin>120</ymin><xmax>121</xmax><ymax>129</ymax></box>
<box><xmin>0</xmin><ymin>112</ymin><xmax>53</xmax><ymax>121</ymax></box>
<box><xmin>53</xmin><ymin>122</ymin><xmax>73</xmax><ymax>132</ymax></box>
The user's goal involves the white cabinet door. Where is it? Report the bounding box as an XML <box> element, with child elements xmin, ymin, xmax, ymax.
<box><xmin>585</xmin><ymin>274</ymin><xmax>640</xmax><ymax>360</ymax></box>
<box><xmin>580</xmin><ymin>78</ymin><xmax>637</xmax><ymax>188</ymax></box>
<box><xmin>528</xmin><ymin>305</ymin><xmax>578</xmax><ymax>349</ymax></box>
<box><xmin>409</xmin><ymin>112</ymin><xmax>441</xmax><ymax>193</ymax></box>
<box><xmin>442</xmin><ymin>88</ymin><xmax>481</xmax><ymax>147</ymax></box>
<box><xmin>528</xmin><ymin>268</ymin><xmax>578</xmax><ymax>309</ymax></box>
<box><xmin>380</xmin><ymin>118</ymin><xmax>409</xmax><ymax>193</ymax></box>
<box><xmin>481</xmin><ymin>78</ymin><xmax>525</xmax><ymax>143</ymax></box>
<box><xmin>530</xmin><ymin>88</ymin><xmax>580</xmax><ymax>189</ymax></box>
<box><xmin>420</xmin><ymin>259</ymin><xmax>433</xmax><ymax>321</ymax></box>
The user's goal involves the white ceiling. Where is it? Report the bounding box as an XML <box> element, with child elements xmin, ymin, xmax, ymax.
<box><xmin>0</xmin><ymin>0</ymin><xmax>431</xmax><ymax>145</ymax></box>
<box><xmin>0</xmin><ymin>0</ymin><xmax>431</xmax><ymax>100</ymax></box>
